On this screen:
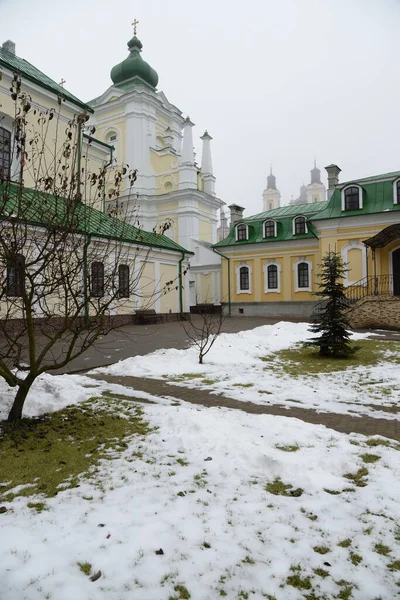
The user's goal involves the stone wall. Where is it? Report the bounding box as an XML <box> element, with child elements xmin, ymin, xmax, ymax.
<box><xmin>222</xmin><ymin>301</ymin><xmax>317</xmax><ymax>319</ymax></box>
<box><xmin>347</xmin><ymin>296</ymin><xmax>400</xmax><ymax>330</ymax></box>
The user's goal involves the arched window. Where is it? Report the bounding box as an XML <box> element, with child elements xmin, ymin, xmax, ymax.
<box><xmin>267</xmin><ymin>265</ymin><xmax>278</xmax><ymax>289</ymax></box>
<box><xmin>118</xmin><ymin>264</ymin><xmax>129</xmax><ymax>298</ymax></box>
<box><xmin>297</xmin><ymin>262</ymin><xmax>309</xmax><ymax>288</ymax></box>
<box><xmin>294</xmin><ymin>216</ymin><xmax>307</xmax><ymax>235</ymax></box>
<box><xmin>239</xmin><ymin>266</ymin><xmax>249</xmax><ymax>290</ymax></box>
<box><xmin>344</xmin><ymin>186</ymin><xmax>360</xmax><ymax>210</ymax></box>
<box><xmin>236</xmin><ymin>223</ymin><xmax>248</xmax><ymax>241</ymax></box>
<box><xmin>6</xmin><ymin>253</ymin><xmax>25</xmax><ymax>297</ymax></box>
<box><xmin>313</xmin><ymin>197</ymin><xmax>318</xmax><ymax>203</ymax></box>
<box><xmin>264</xmin><ymin>220</ymin><xmax>276</xmax><ymax>238</ymax></box>
<box><xmin>91</xmin><ymin>262</ymin><xmax>104</xmax><ymax>297</ymax></box>
<box><xmin>0</xmin><ymin>126</ymin><xmax>11</xmax><ymax>180</ymax></box>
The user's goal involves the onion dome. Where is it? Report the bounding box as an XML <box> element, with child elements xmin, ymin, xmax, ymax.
<box><xmin>110</xmin><ymin>35</ymin><xmax>159</xmax><ymax>89</ymax></box>
<box><xmin>310</xmin><ymin>159</ymin><xmax>322</xmax><ymax>184</ymax></box>
<box><xmin>267</xmin><ymin>167</ymin><xmax>277</xmax><ymax>190</ymax></box>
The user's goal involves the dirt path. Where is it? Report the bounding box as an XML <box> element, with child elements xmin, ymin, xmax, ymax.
<box><xmin>89</xmin><ymin>374</ymin><xmax>400</xmax><ymax>442</ymax></box>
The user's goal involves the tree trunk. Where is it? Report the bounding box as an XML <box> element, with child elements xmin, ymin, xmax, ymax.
<box><xmin>7</xmin><ymin>378</ymin><xmax>35</xmax><ymax>422</ymax></box>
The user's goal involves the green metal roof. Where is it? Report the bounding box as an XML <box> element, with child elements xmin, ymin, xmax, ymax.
<box><xmin>0</xmin><ymin>46</ymin><xmax>93</xmax><ymax>113</ymax></box>
<box><xmin>1</xmin><ymin>182</ymin><xmax>191</xmax><ymax>254</ymax></box>
<box><xmin>214</xmin><ymin>201</ymin><xmax>324</xmax><ymax>248</ymax></box>
<box><xmin>245</xmin><ymin>201</ymin><xmax>329</xmax><ymax>221</ymax></box>
<box><xmin>314</xmin><ymin>176</ymin><xmax>400</xmax><ymax>221</ymax></box>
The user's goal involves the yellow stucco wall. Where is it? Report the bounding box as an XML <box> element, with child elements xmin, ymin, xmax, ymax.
<box><xmin>160</xmin><ymin>263</ymin><xmax>179</xmax><ymax>313</ymax></box>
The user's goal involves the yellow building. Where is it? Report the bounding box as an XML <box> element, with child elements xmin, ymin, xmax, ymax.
<box><xmin>0</xmin><ymin>39</ymin><xmax>192</xmax><ymax>322</ymax></box>
<box><xmin>214</xmin><ymin>165</ymin><xmax>400</xmax><ymax>328</ymax></box>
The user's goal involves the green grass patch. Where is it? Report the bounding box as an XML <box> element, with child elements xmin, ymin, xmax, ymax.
<box><xmin>343</xmin><ymin>467</ymin><xmax>368</xmax><ymax>487</ymax></box>
<box><xmin>275</xmin><ymin>444</ymin><xmax>300</xmax><ymax>452</ymax></box>
<box><xmin>201</xmin><ymin>379</ymin><xmax>219</xmax><ymax>385</ymax></box>
<box><xmin>260</xmin><ymin>340</ymin><xmax>400</xmax><ymax>377</ymax></box>
<box><xmin>169</xmin><ymin>584</ymin><xmax>191</xmax><ymax>600</ymax></box>
<box><xmin>374</xmin><ymin>543</ymin><xmax>391</xmax><ymax>556</ymax></box>
<box><xmin>313</xmin><ymin>546</ymin><xmax>330</xmax><ymax>555</ymax></box>
<box><xmin>176</xmin><ymin>457</ymin><xmax>189</xmax><ymax>467</ymax></box>
<box><xmin>360</xmin><ymin>453</ymin><xmax>381</xmax><ymax>464</ymax></box>
<box><xmin>77</xmin><ymin>561</ymin><xmax>92</xmax><ymax>576</ymax></box>
<box><xmin>0</xmin><ymin>397</ymin><xmax>150</xmax><ymax>501</ymax></box>
<box><xmin>313</xmin><ymin>568</ymin><xmax>329</xmax><ymax>578</ymax></box>
<box><xmin>366</xmin><ymin>438</ymin><xmax>392</xmax><ymax>448</ymax></box>
<box><xmin>27</xmin><ymin>501</ymin><xmax>48</xmax><ymax>512</ymax></box>
<box><xmin>349</xmin><ymin>552</ymin><xmax>362</xmax><ymax>566</ymax></box>
<box><xmin>265</xmin><ymin>478</ymin><xmax>303</xmax><ymax>497</ymax></box>
<box><xmin>338</xmin><ymin>539</ymin><xmax>352</xmax><ymax>548</ymax></box>
<box><xmin>232</xmin><ymin>383</ymin><xmax>254</xmax><ymax>388</ymax></box>
<box><xmin>387</xmin><ymin>560</ymin><xmax>400</xmax><ymax>571</ymax></box>
<box><xmin>286</xmin><ymin>573</ymin><xmax>312</xmax><ymax>591</ymax></box>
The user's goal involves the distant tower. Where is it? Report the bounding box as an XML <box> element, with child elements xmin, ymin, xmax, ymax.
<box><xmin>217</xmin><ymin>207</ymin><xmax>230</xmax><ymax>241</ymax></box>
<box><xmin>262</xmin><ymin>167</ymin><xmax>281</xmax><ymax>211</ymax></box>
<box><xmin>307</xmin><ymin>159</ymin><xmax>326</xmax><ymax>203</ymax></box>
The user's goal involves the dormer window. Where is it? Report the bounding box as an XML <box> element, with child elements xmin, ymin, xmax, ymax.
<box><xmin>341</xmin><ymin>185</ymin><xmax>363</xmax><ymax>211</ymax></box>
<box><xmin>293</xmin><ymin>216</ymin><xmax>307</xmax><ymax>235</ymax></box>
<box><xmin>263</xmin><ymin>220</ymin><xmax>276</xmax><ymax>238</ymax></box>
<box><xmin>393</xmin><ymin>178</ymin><xmax>400</xmax><ymax>205</ymax></box>
<box><xmin>236</xmin><ymin>223</ymin><xmax>248</xmax><ymax>241</ymax></box>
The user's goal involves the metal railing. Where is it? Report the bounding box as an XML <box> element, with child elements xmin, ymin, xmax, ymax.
<box><xmin>312</xmin><ymin>275</ymin><xmax>394</xmax><ymax>315</ymax></box>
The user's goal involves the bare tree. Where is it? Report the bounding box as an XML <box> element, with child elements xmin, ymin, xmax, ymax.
<box><xmin>0</xmin><ymin>74</ymin><xmax>180</xmax><ymax>421</ymax></box>
<box><xmin>181</xmin><ymin>308</ymin><xmax>225</xmax><ymax>364</ymax></box>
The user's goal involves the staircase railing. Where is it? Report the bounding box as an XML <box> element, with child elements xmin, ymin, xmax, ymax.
<box><xmin>312</xmin><ymin>274</ymin><xmax>393</xmax><ymax>315</ymax></box>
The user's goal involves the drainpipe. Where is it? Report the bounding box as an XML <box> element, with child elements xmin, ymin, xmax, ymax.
<box><xmin>178</xmin><ymin>251</ymin><xmax>185</xmax><ymax>317</ymax></box>
<box><xmin>213</xmin><ymin>248</ymin><xmax>231</xmax><ymax>316</ymax></box>
<box><xmin>103</xmin><ymin>146</ymin><xmax>114</xmax><ymax>213</ymax></box>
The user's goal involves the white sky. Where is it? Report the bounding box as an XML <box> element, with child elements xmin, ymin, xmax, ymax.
<box><xmin>2</xmin><ymin>0</ymin><xmax>400</xmax><ymax>216</ymax></box>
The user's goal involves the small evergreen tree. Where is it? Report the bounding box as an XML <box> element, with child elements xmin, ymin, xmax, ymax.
<box><xmin>308</xmin><ymin>251</ymin><xmax>360</xmax><ymax>358</ymax></box>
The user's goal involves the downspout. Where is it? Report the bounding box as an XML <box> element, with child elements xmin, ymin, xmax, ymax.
<box><xmin>178</xmin><ymin>251</ymin><xmax>185</xmax><ymax>317</ymax></box>
<box><xmin>103</xmin><ymin>146</ymin><xmax>114</xmax><ymax>213</ymax></box>
<box><xmin>213</xmin><ymin>248</ymin><xmax>231</xmax><ymax>316</ymax></box>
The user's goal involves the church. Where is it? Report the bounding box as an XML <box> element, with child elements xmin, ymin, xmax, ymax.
<box><xmin>87</xmin><ymin>22</ymin><xmax>224</xmax><ymax>308</ymax></box>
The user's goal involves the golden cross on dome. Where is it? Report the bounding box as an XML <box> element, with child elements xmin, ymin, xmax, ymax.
<box><xmin>132</xmin><ymin>18</ymin><xmax>139</xmax><ymax>35</ymax></box>
<box><xmin>59</xmin><ymin>78</ymin><xmax>66</xmax><ymax>87</ymax></box>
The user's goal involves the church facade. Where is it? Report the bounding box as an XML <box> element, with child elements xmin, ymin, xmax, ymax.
<box><xmin>214</xmin><ymin>164</ymin><xmax>400</xmax><ymax>328</ymax></box>
<box><xmin>87</xmin><ymin>29</ymin><xmax>224</xmax><ymax>307</ymax></box>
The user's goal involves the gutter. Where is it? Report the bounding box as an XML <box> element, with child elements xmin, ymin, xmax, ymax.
<box><xmin>213</xmin><ymin>248</ymin><xmax>231</xmax><ymax>316</ymax></box>
<box><xmin>178</xmin><ymin>251</ymin><xmax>186</xmax><ymax>316</ymax></box>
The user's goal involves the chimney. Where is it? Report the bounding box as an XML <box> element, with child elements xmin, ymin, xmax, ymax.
<box><xmin>2</xmin><ymin>40</ymin><xmax>15</xmax><ymax>55</ymax></box>
<box><xmin>229</xmin><ymin>203</ymin><xmax>245</xmax><ymax>226</ymax></box>
<box><xmin>325</xmin><ymin>164</ymin><xmax>341</xmax><ymax>199</ymax></box>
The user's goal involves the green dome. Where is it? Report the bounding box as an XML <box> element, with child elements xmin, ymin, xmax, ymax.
<box><xmin>110</xmin><ymin>36</ymin><xmax>158</xmax><ymax>89</ymax></box>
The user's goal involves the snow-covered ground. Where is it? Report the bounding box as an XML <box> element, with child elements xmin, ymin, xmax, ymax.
<box><xmin>1</xmin><ymin>402</ymin><xmax>400</xmax><ymax>600</ymax></box>
<box><xmin>93</xmin><ymin>322</ymin><xmax>400</xmax><ymax>419</ymax></box>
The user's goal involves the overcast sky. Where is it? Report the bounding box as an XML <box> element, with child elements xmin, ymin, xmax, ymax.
<box><xmin>2</xmin><ymin>0</ymin><xmax>400</xmax><ymax>216</ymax></box>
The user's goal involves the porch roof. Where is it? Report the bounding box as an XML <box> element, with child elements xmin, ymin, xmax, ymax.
<box><xmin>364</xmin><ymin>223</ymin><xmax>400</xmax><ymax>248</ymax></box>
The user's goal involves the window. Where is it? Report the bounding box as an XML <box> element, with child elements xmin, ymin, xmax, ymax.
<box><xmin>236</xmin><ymin>223</ymin><xmax>248</xmax><ymax>241</ymax></box>
<box><xmin>0</xmin><ymin>126</ymin><xmax>11</xmax><ymax>180</ymax></box>
<box><xmin>91</xmin><ymin>262</ymin><xmax>104</xmax><ymax>297</ymax></box>
<box><xmin>118</xmin><ymin>264</ymin><xmax>129</xmax><ymax>298</ymax></box>
<box><xmin>313</xmin><ymin>197</ymin><xmax>318</xmax><ymax>203</ymax></box>
<box><xmin>6</xmin><ymin>253</ymin><xmax>25</xmax><ymax>297</ymax></box>
<box><xmin>239</xmin><ymin>266</ymin><xmax>249</xmax><ymax>290</ymax></box>
<box><xmin>267</xmin><ymin>265</ymin><xmax>278</xmax><ymax>289</ymax></box>
<box><xmin>297</xmin><ymin>262</ymin><xmax>309</xmax><ymax>288</ymax></box>
<box><xmin>344</xmin><ymin>186</ymin><xmax>360</xmax><ymax>210</ymax></box>
<box><xmin>268</xmin><ymin>202</ymin><xmax>273</xmax><ymax>211</ymax></box>
<box><xmin>264</xmin><ymin>220</ymin><xmax>276</xmax><ymax>238</ymax></box>
<box><xmin>397</xmin><ymin>181</ymin><xmax>400</xmax><ymax>204</ymax></box>
<box><xmin>294</xmin><ymin>216</ymin><xmax>307</xmax><ymax>235</ymax></box>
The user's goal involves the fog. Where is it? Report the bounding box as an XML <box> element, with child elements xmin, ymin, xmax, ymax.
<box><xmin>2</xmin><ymin>0</ymin><xmax>400</xmax><ymax>216</ymax></box>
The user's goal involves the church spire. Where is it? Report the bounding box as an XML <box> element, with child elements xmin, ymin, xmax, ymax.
<box><xmin>178</xmin><ymin>117</ymin><xmax>197</xmax><ymax>190</ymax></box>
<box><xmin>200</xmin><ymin>130</ymin><xmax>216</xmax><ymax>196</ymax></box>
<box><xmin>267</xmin><ymin>166</ymin><xmax>277</xmax><ymax>190</ymax></box>
<box><xmin>310</xmin><ymin>159</ymin><xmax>322</xmax><ymax>184</ymax></box>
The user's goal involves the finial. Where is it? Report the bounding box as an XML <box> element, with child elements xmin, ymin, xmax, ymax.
<box><xmin>132</xmin><ymin>18</ymin><xmax>139</xmax><ymax>35</ymax></box>
<box><xmin>59</xmin><ymin>78</ymin><xmax>66</xmax><ymax>87</ymax></box>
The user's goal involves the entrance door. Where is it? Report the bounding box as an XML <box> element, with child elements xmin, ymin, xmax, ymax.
<box><xmin>393</xmin><ymin>249</ymin><xmax>400</xmax><ymax>296</ymax></box>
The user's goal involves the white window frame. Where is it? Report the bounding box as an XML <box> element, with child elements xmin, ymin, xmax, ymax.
<box><xmin>393</xmin><ymin>177</ymin><xmax>400</xmax><ymax>205</ymax></box>
<box><xmin>104</xmin><ymin>126</ymin><xmax>121</xmax><ymax>163</ymax></box>
<box><xmin>341</xmin><ymin>240</ymin><xmax>367</xmax><ymax>287</ymax></box>
<box><xmin>263</xmin><ymin>219</ymin><xmax>277</xmax><ymax>238</ymax></box>
<box><xmin>341</xmin><ymin>184</ymin><xmax>363</xmax><ymax>211</ymax></box>
<box><xmin>263</xmin><ymin>260</ymin><xmax>281</xmax><ymax>293</ymax></box>
<box><xmin>292</xmin><ymin>215</ymin><xmax>308</xmax><ymax>235</ymax></box>
<box><xmin>0</xmin><ymin>114</ymin><xmax>19</xmax><ymax>179</ymax></box>
<box><xmin>235</xmin><ymin>223</ymin><xmax>249</xmax><ymax>242</ymax></box>
<box><xmin>236</xmin><ymin>262</ymin><xmax>252</xmax><ymax>294</ymax></box>
<box><xmin>293</xmin><ymin>257</ymin><xmax>313</xmax><ymax>292</ymax></box>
